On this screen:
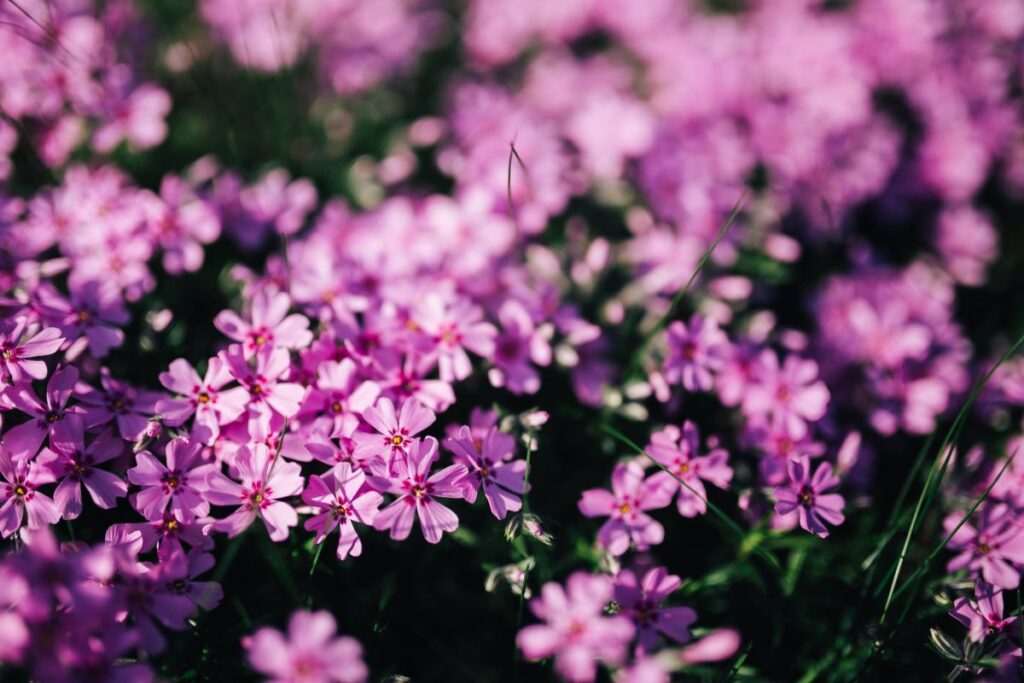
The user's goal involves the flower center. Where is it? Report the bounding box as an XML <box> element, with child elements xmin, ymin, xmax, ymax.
<box><xmin>254</xmin><ymin>334</ymin><xmax>266</xmax><ymax>346</ymax></box>
<box><xmin>619</xmin><ymin>503</ymin><xmax>632</xmax><ymax>514</ymax></box>
<box><xmin>411</xmin><ymin>485</ymin><xmax>426</xmax><ymax>498</ymax></box>
<box><xmin>978</xmin><ymin>542</ymin><xmax>992</xmax><ymax>555</ymax></box>
<box><xmin>250</xmin><ymin>384</ymin><xmax>263</xmax><ymax>396</ymax></box>
<box><xmin>197</xmin><ymin>392</ymin><xmax>211</xmax><ymax>403</ymax></box>
<box><xmin>14</xmin><ymin>485</ymin><xmax>27</xmax><ymax>497</ymax></box>
<box><xmin>331</xmin><ymin>401</ymin><xmax>343</xmax><ymax>413</ymax></box>
<box><xmin>391</xmin><ymin>434</ymin><xmax>404</xmax><ymax>446</ymax></box>
<box><xmin>677</xmin><ymin>462</ymin><xmax>690</xmax><ymax>474</ymax></box>
<box><xmin>46</xmin><ymin>412</ymin><xmax>60</xmax><ymax>423</ymax></box>
<box><xmin>798</xmin><ymin>486</ymin><xmax>814</xmax><ymax>506</ymax></box>
<box><xmin>77</xmin><ymin>310</ymin><xmax>90</xmax><ymax>322</ymax></box>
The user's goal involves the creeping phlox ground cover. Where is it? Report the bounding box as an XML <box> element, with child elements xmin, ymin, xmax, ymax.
<box><xmin>2</xmin><ymin>0</ymin><xmax>1024</xmax><ymax>681</ymax></box>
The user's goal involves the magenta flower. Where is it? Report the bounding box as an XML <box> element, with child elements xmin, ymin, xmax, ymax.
<box><xmin>115</xmin><ymin>558</ymin><xmax>195</xmax><ymax>654</ymax></box>
<box><xmin>743</xmin><ymin>351</ymin><xmax>830</xmax><ymax>438</ymax></box>
<box><xmin>774</xmin><ymin>456</ymin><xmax>845</xmax><ymax>539</ymax></box>
<box><xmin>4</xmin><ymin>365</ymin><xmax>81</xmax><ymax>455</ymax></box>
<box><xmin>91</xmin><ymin>82</ymin><xmax>171</xmax><ymax>153</ymax></box>
<box><xmin>517</xmin><ymin>572</ymin><xmax>635</xmax><ymax>683</ymax></box>
<box><xmin>245</xmin><ymin>610</ymin><xmax>367</xmax><ymax>683</ymax></box>
<box><xmin>37</xmin><ymin>420</ymin><xmax>126</xmax><ymax>519</ymax></box>
<box><xmin>205</xmin><ymin>443</ymin><xmax>304</xmax><ymax>541</ymax></box>
<box><xmin>351</xmin><ymin>397</ymin><xmax>435</xmax><ymax>465</ymax></box>
<box><xmin>215</xmin><ymin>290</ymin><xmax>313</xmax><ymax>357</ymax></box>
<box><xmin>488</xmin><ymin>300</ymin><xmax>552</xmax><ymax>395</ymax></box>
<box><xmin>646</xmin><ymin>422</ymin><xmax>733</xmax><ymax>517</ymax></box>
<box><xmin>0</xmin><ymin>322</ymin><xmax>64</xmax><ymax>382</ymax></box>
<box><xmin>157</xmin><ymin>546</ymin><xmax>224</xmax><ymax>616</ymax></box>
<box><xmin>613</xmin><ymin>566</ymin><xmax>697</xmax><ymax>654</ymax></box>
<box><xmin>413</xmin><ymin>295</ymin><xmax>497</xmax><ymax>382</ymax></box>
<box><xmin>302</xmin><ymin>462</ymin><xmax>383</xmax><ymax>560</ymax></box>
<box><xmin>298</xmin><ymin>359</ymin><xmax>381</xmax><ymax>439</ymax></box>
<box><xmin>156</xmin><ymin>355</ymin><xmax>249</xmax><ymax>441</ymax></box>
<box><xmin>146</xmin><ymin>174</ymin><xmax>222</xmax><ymax>274</ymax></box>
<box><xmin>578</xmin><ymin>461</ymin><xmax>673</xmax><ymax>556</ymax></box>
<box><xmin>947</xmin><ymin>503</ymin><xmax>1024</xmax><ymax>589</ymax></box>
<box><xmin>36</xmin><ymin>281</ymin><xmax>129</xmax><ymax>358</ymax></box>
<box><xmin>445</xmin><ymin>424</ymin><xmax>526</xmax><ymax>519</ymax></box>
<box><xmin>127</xmin><ymin>437</ymin><xmax>218</xmax><ymax>521</ymax></box>
<box><xmin>77</xmin><ymin>370</ymin><xmax>162</xmax><ymax>441</ymax></box>
<box><xmin>224</xmin><ymin>346</ymin><xmax>307</xmax><ymax>439</ymax></box>
<box><xmin>370</xmin><ymin>436</ymin><xmax>467</xmax><ymax>544</ymax></box>
<box><xmin>0</xmin><ymin>447</ymin><xmax>59</xmax><ymax>537</ymax></box>
<box><xmin>950</xmin><ymin>581</ymin><xmax>1017</xmax><ymax>642</ymax></box>
<box><xmin>663</xmin><ymin>315</ymin><xmax>728</xmax><ymax>392</ymax></box>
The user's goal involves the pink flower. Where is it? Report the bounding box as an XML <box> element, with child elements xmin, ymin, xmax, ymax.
<box><xmin>0</xmin><ymin>447</ymin><xmax>59</xmax><ymax>537</ymax></box>
<box><xmin>351</xmin><ymin>397</ymin><xmax>435</xmax><ymax>465</ymax></box>
<box><xmin>4</xmin><ymin>365</ymin><xmax>81</xmax><ymax>455</ymax></box>
<box><xmin>0</xmin><ymin>322</ymin><xmax>64</xmax><ymax>383</ymax></box>
<box><xmin>950</xmin><ymin>581</ymin><xmax>1017</xmax><ymax>642</ymax></box>
<box><xmin>92</xmin><ymin>82</ymin><xmax>171</xmax><ymax>153</ymax></box>
<box><xmin>947</xmin><ymin>504</ymin><xmax>1024</xmax><ymax>589</ymax></box>
<box><xmin>646</xmin><ymin>422</ymin><xmax>733</xmax><ymax>518</ymax></box>
<box><xmin>37</xmin><ymin>420</ymin><xmax>126</xmax><ymax>519</ymax></box>
<box><xmin>743</xmin><ymin>351</ymin><xmax>830</xmax><ymax>438</ymax></box>
<box><xmin>370</xmin><ymin>436</ymin><xmax>467</xmax><ymax>544</ymax></box>
<box><xmin>156</xmin><ymin>356</ymin><xmax>249</xmax><ymax>442</ymax></box>
<box><xmin>245</xmin><ymin>610</ymin><xmax>367</xmax><ymax>683</ymax></box>
<box><xmin>146</xmin><ymin>175</ymin><xmax>222</xmax><ymax>274</ymax></box>
<box><xmin>224</xmin><ymin>346</ymin><xmax>307</xmax><ymax>439</ymax></box>
<box><xmin>774</xmin><ymin>456</ymin><xmax>845</xmax><ymax>539</ymax></box>
<box><xmin>127</xmin><ymin>437</ymin><xmax>218</xmax><ymax>521</ymax></box>
<box><xmin>205</xmin><ymin>443</ymin><xmax>304</xmax><ymax>541</ymax></box>
<box><xmin>36</xmin><ymin>281</ymin><xmax>129</xmax><ymax>358</ymax></box>
<box><xmin>297</xmin><ymin>359</ymin><xmax>381</xmax><ymax>439</ymax></box>
<box><xmin>302</xmin><ymin>462</ymin><xmax>382</xmax><ymax>560</ymax></box>
<box><xmin>613</xmin><ymin>567</ymin><xmax>696</xmax><ymax>654</ymax></box>
<box><xmin>445</xmin><ymin>424</ymin><xmax>526</xmax><ymax>519</ymax></box>
<box><xmin>77</xmin><ymin>370</ymin><xmax>162</xmax><ymax>441</ymax></box>
<box><xmin>517</xmin><ymin>572</ymin><xmax>635</xmax><ymax>683</ymax></box>
<box><xmin>215</xmin><ymin>290</ymin><xmax>313</xmax><ymax>357</ymax></box>
<box><xmin>578</xmin><ymin>461</ymin><xmax>673</xmax><ymax>556</ymax></box>
<box><xmin>413</xmin><ymin>295</ymin><xmax>497</xmax><ymax>382</ymax></box>
<box><xmin>679</xmin><ymin>629</ymin><xmax>742</xmax><ymax>664</ymax></box>
<box><xmin>663</xmin><ymin>315</ymin><xmax>728</xmax><ymax>392</ymax></box>
<box><xmin>488</xmin><ymin>300</ymin><xmax>552</xmax><ymax>395</ymax></box>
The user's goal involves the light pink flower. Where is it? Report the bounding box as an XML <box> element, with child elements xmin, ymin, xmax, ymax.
<box><xmin>370</xmin><ymin>436</ymin><xmax>467</xmax><ymax>544</ymax></box>
<box><xmin>578</xmin><ymin>461</ymin><xmax>673</xmax><ymax>556</ymax></box>
<box><xmin>646</xmin><ymin>422</ymin><xmax>733</xmax><ymax>518</ymax></box>
<box><xmin>157</xmin><ymin>356</ymin><xmax>249</xmax><ymax>442</ymax></box>
<box><xmin>0</xmin><ymin>322</ymin><xmax>64</xmax><ymax>383</ymax></box>
<box><xmin>302</xmin><ymin>463</ymin><xmax>382</xmax><ymax>560</ymax></box>
<box><xmin>37</xmin><ymin>420</ymin><xmax>126</xmax><ymax>519</ymax></box>
<box><xmin>445</xmin><ymin>424</ymin><xmax>526</xmax><ymax>519</ymax></box>
<box><xmin>0</xmin><ymin>447</ymin><xmax>59</xmax><ymax>537</ymax></box>
<box><xmin>351</xmin><ymin>397</ymin><xmax>435</xmax><ymax>465</ymax></box>
<box><xmin>127</xmin><ymin>437</ymin><xmax>218</xmax><ymax>521</ymax></box>
<box><xmin>215</xmin><ymin>290</ymin><xmax>313</xmax><ymax>357</ymax></box>
<box><xmin>205</xmin><ymin>443</ymin><xmax>304</xmax><ymax>541</ymax></box>
<box><xmin>517</xmin><ymin>572</ymin><xmax>635</xmax><ymax>683</ymax></box>
<box><xmin>245</xmin><ymin>610</ymin><xmax>367</xmax><ymax>683</ymax></box>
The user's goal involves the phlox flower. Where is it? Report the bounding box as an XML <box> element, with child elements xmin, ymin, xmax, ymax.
<box><xmin>156</xmin><ymin>546</ymin><xmax>224</xmax><ymax>616</ymax></box>
<box><xmin>77</xmin><ymin>369</ymin><xmax>162</xmax><ymax>441</ymax></box>
<box><xmin>950</xmin><ymin>581</ymin><xmax>1017</xmax><ymax>642</ymax></box>
<box><xmin>351</xmin><ymin>397</ymin><xmax>435</xmax><ymax>465</ymax></box>
<box><xmin>127</xmin><ymin>437</ymin><xmax>218</xmax><ymax>521</ymax></box>
<box><xmin>578</xmin><ymin>461</ymin><xmax>673</xmax><ymax>556</ymax></box>
<box><xmin>370</xmin><ymin>436</ymin><xmax>467</xmax><ymax>544</ymax></box>
<box><xmin>297</xmin><ymin>359</ymin><xmax>381</xmax><ymax>439</ymax></box>
<box><xmin>91</xmin><ymin>82</ymin><xmax>171</xmax><ymax>154</ymax></box>
<box><xmin>646</xmin><ymin>422</ymin><xmax>733</xmax><ymax>518</ymax></box>
<box><xmin>0</xmin><ymin>322</ymin><xmax>64</xmax><ymax>382</ymax></box>
<box><xmin>215</xmin><ymin>290</ymin><xmax>313</xmax><ymax>357</ymax></box>
<box><xmin>773</xmin><ymin>456</ymin><xmax>845</xmax><ymax>539</ymax></box>
<box><xmin>302</xmin><ymin>462</ymin><xmax>382</xmax><ymax>560</ymax></box>
<box><xmin>743</xmin><ymin>351</ymin><xmax>830</xmax><ymax>438</ymax></box>
<box><xmin>445</xmin><ymin>424</ymin><xmax>526</xmax><ymax>519</ymax></box>
<box><xmin>35</xmin><ymin>281</ymin><xmax>129</xmax><ymax>358</ymax></box>
<box><xmin>205</xmin><ymin>443</ymin><xmax>304</xmax><ymax>541</ymax></box>
<box><xmin>375</xmin><ymin>353</ymin><xmax>456</xmax><ymax>413</ymax></box>
<box><xmin>145</xmin><ymin>174</ymin><xmax>221</xmax><ymax>274</ymax></box>
<box><xmin>4</xmin><ymin>365</ymin><xmax>81</xmax><ymax>455</ymax></box>
<box><xmin>224</xmin><ymin>346</ymin><xmax>307</xmax><ymax>439</ymax></box>
<box><xmin>663</xmin><ymin>315</ymin><xmax>728</xmax><ymax>392</ymax></box>
<box><xmin>245</xmin><ymin>610</ymin><xmax>367</xmax><ymax>683</ymax></box>
<box><xmin>412</xmin><ymin>295</ymin><xmax>497</xmax><ymax>382</ymax></box>
<box><xmin>488</xmin><ymin>300</ymin><xmax>552</xmax><ymax>395</ymax></box>
<box><xmin>947</xmin><ymin>503</ymin><xmax>1024</xmax><ymax>589</ymax></box>
<box><xmin>0</xmin><ymin>446</ymin><xmax>59</xmax><ymax>537</ymax></box>
<box><xmin>38</xmin><ymin>420</ymin><xmax>126</xmax><ymax>519</ymax></box>
<box><xmin>613</xmin><ymin>566</ymin><xmax>696</xmax><ymax>654</ymax></box>
<box><xmin>115</xmin><ymin>558</ymin><xmax>195</xmax><ymax>654</ymax></box>
<box><xmin>517</xmin><ymin>572</ymin><xmax>635</xmax><ymax>683</ymax></box>
<box><xmin>156</xmin><ymin>355</ymin><xmax>249</xmax><ymax>442</ymax></box>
